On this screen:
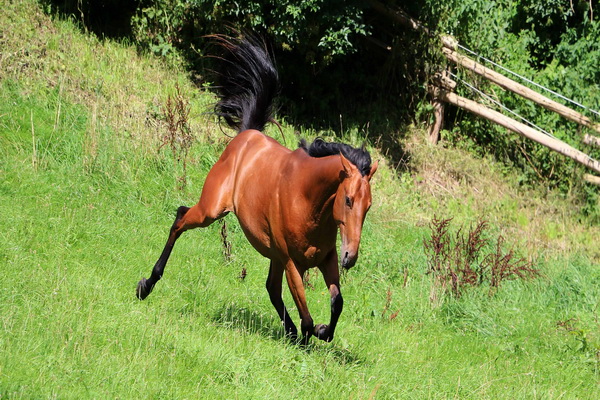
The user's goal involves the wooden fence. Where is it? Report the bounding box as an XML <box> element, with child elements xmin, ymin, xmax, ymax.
<box><xmin>370</xmin><ymin>0</ymin><xmax>600</xmax><ymax>178</ymax></box>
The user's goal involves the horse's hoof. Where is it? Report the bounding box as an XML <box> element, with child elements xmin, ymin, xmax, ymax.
<box><xmin>314</xmin><ymin>324</ymin><xmax>332</xmax><ymax>342</ymax></box>
<box><xmin>136</xmin><ymin>278</ymin><xmax>151</xmax><ymax>300</ymax></box>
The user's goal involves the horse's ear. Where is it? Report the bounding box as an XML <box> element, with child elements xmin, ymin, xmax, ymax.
<box><xmin>339</xmin><ymin>153</ymin><xmax>353</xmax><ymax>178</ymax></box>
<box><xmin>367</xmin><ymin>160</ymin><xmax>379</xmax><ymax>181</ymax></box>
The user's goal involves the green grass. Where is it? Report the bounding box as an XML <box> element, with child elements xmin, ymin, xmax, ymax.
<box><xmin>1</xmin><ymin>2</ymin><xmax>599</xmax><ymax>398</ymax></box>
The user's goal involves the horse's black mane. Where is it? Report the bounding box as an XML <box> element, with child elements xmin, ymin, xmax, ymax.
<box><xmin>299</xmin><ymin>138</ymin><xmax>372</xmax><ymax>177</ymax></box>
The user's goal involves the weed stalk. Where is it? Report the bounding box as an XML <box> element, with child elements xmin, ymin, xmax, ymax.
<box><xmin>423</xmin><ymin>216</ymin><xmax>539</xmax><ymax>302</ymax></box>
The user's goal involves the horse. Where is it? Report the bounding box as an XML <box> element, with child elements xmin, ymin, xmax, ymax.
<box><xmin>136</xmin><ymin>35</ymin><xmax>378</xmax><ymax>343</ymax></box>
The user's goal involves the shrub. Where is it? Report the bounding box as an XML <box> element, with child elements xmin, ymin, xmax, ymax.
<box><xmin>158</xmin><ymin>84</ymin><xmax>194</xmax><ymax>190</ymax></box>
<box><xmin>423</xmin><ymin>216</ymin><xmax>540</xmax><ymax>303</ymax></box>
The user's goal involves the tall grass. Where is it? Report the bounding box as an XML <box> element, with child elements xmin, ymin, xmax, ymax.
<box><xmin>1</xmin><ymin>2</ymin><xmax>599</xmax><ymax>398</ymax></box>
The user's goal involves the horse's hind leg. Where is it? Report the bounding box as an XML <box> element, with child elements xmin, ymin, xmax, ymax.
<box><xmin>265</xmin><ymin>260</ymin><xmax>298</xmax><ymax>339</ymax></box>
<box><xmin>137</xmin><ymin>167</ymin><xmax>232</xmax><ymax>299</ymax></box>
<box><xmin>137</xmin><ymin>205</ymin><xmax>190</xmax><ymax>299</ymax></box>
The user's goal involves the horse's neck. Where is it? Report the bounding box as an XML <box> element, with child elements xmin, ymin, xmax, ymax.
<box><xmin>302</xmin><ymin>156</ymin><xmax>342</xmax><ymax>221</ymax></box>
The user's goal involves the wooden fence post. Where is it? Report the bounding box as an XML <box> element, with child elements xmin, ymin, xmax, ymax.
<box><xmin>427</xmin><ymin>71</ymin><xmax>456</xmax><ymax>144</ymax></box>
<box><xmin>427</xmin><ymin>99</ymin><xmax>444</xmax><ymax>144</ymax></box>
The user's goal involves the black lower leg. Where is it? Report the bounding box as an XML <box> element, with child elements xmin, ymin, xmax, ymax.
<box><xmin>266</xmin><ymin>263</ymin><xmax>298</xmax><ymax>339</ymax></box>
<box><xmin>314</xmin><ymin>291</ymin><xmax>343</xmax><ymax>342</ymax></box>
<box><xmin>136</xmin><ymin>206</ymin><xmax>189</xmax><ymax>300</ymax></box>
<box><xmin>136</xmin><ymin>243</ymin><xmax>173</xmax><ymax>300</ymax></box>
<box><xmin>300</xmin><ymin>316</ymin><xmax>315</xmax><ymax>345</ymax></box>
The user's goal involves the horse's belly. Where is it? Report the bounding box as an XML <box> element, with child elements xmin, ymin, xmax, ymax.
<box><xmin>234</xmin><ymin>212</ymin><xmax>272</xmax><ymax>258</ymax></box>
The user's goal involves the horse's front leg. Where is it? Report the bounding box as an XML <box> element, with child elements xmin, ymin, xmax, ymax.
<box><xmin>314</xmin><ymin>250</ymin><xmax>343</xmax><ymax>342</ymax></box>
<box><xmin>265</xmin><ymin>260</ymin><xmax>298</xmax><ymax>340</ymax></box>
<box><xmin>284</xmin><ymin>260</ymin><xmax>314</xmax><ymax>344</ymax></box>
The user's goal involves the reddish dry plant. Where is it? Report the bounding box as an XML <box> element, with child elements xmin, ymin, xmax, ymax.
<box><xmin>302</xmin><ymin>269</ymin><xmax>316</xmax><ymax>290</ymax></box>
<box><xmin>453</xmin><ymin>220</ymin><xmax>488</xmax><ymax>290</ymax></box>
<box><xmin>423</xmin><ymin>216</ymin><xmax>539</xmax><ymax>300</ymax></box>
<box><xmin>159</xmin><ymin>84</ymin><xmax>193</xmax><ymax>190</ymax></box>
<box><xmin>556</xmin><ymin>318</ymin><xmax>579</xmax><ymax>332</ymax></box>
<box><xmin>381</xmin><ymin>287</ymin><xmax>392</xmax><ymax>318</ymax></box>
<box><xmin>220</xmin><ymin>219</ymin><xmax>232</xmax><ymax>262</ymax></box>
<box><xmin>423</xmin><ymin>216</ymin><xmax>458</xmax><ymax>299</ymax></box>
<box><xmin>381</xmin><ymin>287</ymin><xmax>401</xmax><ymax>321</ymax></box>
<box><xmin>483</xmin><ymin>236</ymin><xmax>539</xmax><ymax>295</ymax></box>
<box><xmin>423</xmin><ymin>216</ymin><xmax>452</xmax><ymax>274</ymax></box>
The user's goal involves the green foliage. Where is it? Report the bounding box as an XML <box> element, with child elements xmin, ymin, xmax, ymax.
<box><xmin>130</xmin><ymin>0</ymin><xmax>367</xmax><ymax>64</ymax></box>
<box><xmin>131</xmin><ymin>0</ymin><xmax>188</xmax><ymax>57</ymax></box>
<box><xmin>127</xmin><ymin>0</ymin><xmax>384</xmax><ymax>128</ymax></box>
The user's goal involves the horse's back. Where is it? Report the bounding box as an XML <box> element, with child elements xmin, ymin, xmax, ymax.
<box><xmin>228</xmin><ymin>129</ymin><xmax>292</xmax><ymax>191</ymax></box>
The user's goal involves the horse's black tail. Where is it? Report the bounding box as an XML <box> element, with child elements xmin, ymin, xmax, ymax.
<box><xmin>212</xmin><ymin>34</ymin><xmax>280</xmax><ymax>133</ymax></box>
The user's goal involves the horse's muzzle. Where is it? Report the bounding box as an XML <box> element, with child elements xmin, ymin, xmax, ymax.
<box><xmin>341</xmin><ymin>251</ymin><xmax>357</xmax><ymax>269</ymax></box>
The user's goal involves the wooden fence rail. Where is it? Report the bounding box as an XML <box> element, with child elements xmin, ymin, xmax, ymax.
<box><xmin>441</xmin><ymin>46</ymin><xmax>600</xmax><ymax>135</ymax></box>
<box><xmin>434</xmin><ymin>47</ymin><xmax>600</xmax><ymax>179</ymax></box>
<box><xmin>429</xmin><ymin>86</ymin><xmax>600</xmax><ymax>174</ymax></box>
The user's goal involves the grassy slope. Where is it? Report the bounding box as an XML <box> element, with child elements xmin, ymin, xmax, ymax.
<box><xmin>1</xmin><ymin>2</ymin><xmax>599</xmax><ymax>398</ymax></box>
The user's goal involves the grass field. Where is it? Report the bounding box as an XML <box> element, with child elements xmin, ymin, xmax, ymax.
<box><xmin>1</xmin><ymin>2</ymin><xmax>599</xmax><ymax>398</ymax></box>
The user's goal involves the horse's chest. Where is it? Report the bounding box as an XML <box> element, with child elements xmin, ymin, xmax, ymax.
<box><xmin>303</xmin><ymin>246</ymin><xmax>320</xmax><ymax>263</ymax></box>
<box><xmin>293</xmin><ymin>229</ymin><xmax>336</xmax><ymax>267</ymax></box>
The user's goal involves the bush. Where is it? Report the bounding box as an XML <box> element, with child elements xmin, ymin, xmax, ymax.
<box><xmin>423</xmin><ymin>216</ymin><xmax>540</xmax><ymax>303</ymax></box>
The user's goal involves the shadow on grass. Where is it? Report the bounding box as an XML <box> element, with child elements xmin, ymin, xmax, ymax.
<box><xmin>212</xmin><ymin>303</ymin><xmax>287</xmax><ymax>341</ymax></box>
<box><xmin>367</xmin><ymin>122</ymin><xmax>414</xmax><ymax>175</ymax></box>
<box><xmin>303</xmin><ymin>342</ymin><xmax>364</xmax><ymax>366</ymax></box>
<box><xmin>210</xmin><ymin>303</ymin><xmax>364</xmax><ymax>365</ymax></box>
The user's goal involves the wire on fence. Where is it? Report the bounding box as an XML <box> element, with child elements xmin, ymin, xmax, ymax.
<box><xmin>447</xmin><ymin>70</ymin><xmax>556</xmax><ymax>139</ymax></box>
<box><xmin>455</xmin><ymin>42</ymin><xmax>600</xmax><ymax>119</ymax></box>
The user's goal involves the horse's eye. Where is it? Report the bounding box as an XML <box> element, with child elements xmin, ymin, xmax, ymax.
<box><xmin>345</xmin><ymin>196</ymin><xmax>352</xmax><ymax>208</ymax></box>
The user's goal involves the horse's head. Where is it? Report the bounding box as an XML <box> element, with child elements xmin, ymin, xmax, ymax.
<box><xmin>333</xmin><ymin>154</ymin><xmax>378</xmax><ymax>269</ymax></box>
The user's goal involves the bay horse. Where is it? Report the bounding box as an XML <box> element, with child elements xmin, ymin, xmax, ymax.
<box><xmin>136</xmin><ymin>35</ymin><xmax>378</xmax><ymax>343</ymax></box>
